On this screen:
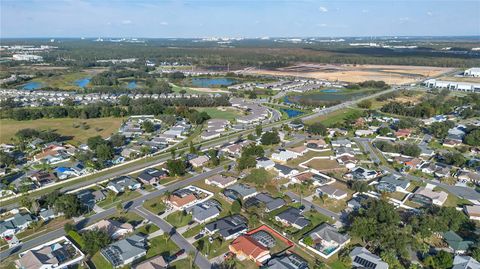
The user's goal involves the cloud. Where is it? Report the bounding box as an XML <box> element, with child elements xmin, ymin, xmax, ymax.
<box><xmin>317</xmin><ymin>23</ymin><xmax>327</xmax><ymax>27</ymax></box>
<box><xmin>399</xmin><ymin>17</ymin><xmax>411</xmax><ymax>23</ymax></box>
<box><xmin>159</xmin><ymin>21</ymin><xmax>168</xmax><ymax>25</ymax></box>
<box><xmin>362</xmin><ymin>9</ymin><xmax>368</xmax><ymax>13</ymax></box>
<box><xmin>121</xmin><ymin>20</ymin><xmax>132</xmax><ymax>25</ymax></box>
<box><xmin>318</xmin><ymin>6</ymin><xmax>328</xmax><ymax>12</ymax></box>
<box><xmin>427</xmin><ymin>11</ymin><xmax>433</xmax><ymax>16</ymax></box>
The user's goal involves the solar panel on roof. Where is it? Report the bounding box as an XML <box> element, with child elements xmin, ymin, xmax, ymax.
<box><xmin>354</xmin><ymin>256</ymin><xmax>377</xmax><ymax>268</ymax></box>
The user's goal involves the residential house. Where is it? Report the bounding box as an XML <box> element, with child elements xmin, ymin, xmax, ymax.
<box><xmin>275</xmin><ymin>207</ymin><xmax>310</xmax><ymax>230</ymax></box>
<box><xmin>376</xmin><ymin>175</ymin><xmax>410</xmax><ymax>193</ymax></box>
<box><xmin>287</xmin><ymin>146</ymin><xmax>308</xmax><ymax>156</ymax></box>
<box><xmin>190</xmin><ymin>199</ymin><xmax>221</xmax><ymax>223</ymax></box>
<box><xmin>224</xmin><ymin>184</ymin><xmax>258</xmax><ymax>201</ymax></box>
<box><xmin>442</xmin><ymin>231</ymin><xmax>474</xmax><ymax>254</ymax></box>
<box><xmin>0</xmin><ymin>213</ymin><xmax>35</xmax><ymax>237</ymax></box>
<box><xmin>101</xmin><ymin>235</ymin><xmax>147</xmax><ymax>268</ymax></box>
<box><xmin>189</xmin><ymin>155</ymin><xmax>210</xmax><ymax>168</ymax></box>
<box><xmin>272</xmin><ymin>164</ymin><xmax>298</xmax><ymax>178</ymax></box>
<box><xmin>264</xmin><ymin>253</ymin><xmax>308</xmax><ymax>269</ymax></box>
<box><xmin>331</xmin><ymin>139</ymin><xmax>352</xmax><ymax>148</ymax></box>
<box><xmin>77</xmin><ymin>189</ymin><xmax>107</xmax><ymax>209</ymax></box>
<box><xmin>30</xmin><ymin>171</ymin><xmax>57</xmax><ymax>186</ymax></box>
<box><xmin>452</xmin><ymin>255</ymin><xmax>480</xmax><ymax>269</ymax></box>
<box><xmin>244</xmin><ymin>193</ymin><xmax>285</xmax><ymax>212</ymax></box>
<box><xmin>316</xmin><ymin>185</ymin><xmax>348</xmax><ymax>200</ymax></box>
<box><xmin>201</xmin><ymin>131</ymin><xmax>221</xmax><ymax>140</ymax></box>
<box><xmin>85</xmin><ymin>219</ymin><xmax>134</xmax><ymax>240</ymax></box>
<box><xmin>457</xmin><ymin>170</ymin><xmax>480</xmax><ymax>185</ymax></box>
<box><xmin>350</xmin><ymin>247</ymin><xmax>389</xmax><ymax>269</ymax></box>
<box><xmin>137</xmin><ymin>168</ymin><xmax>168</xmax><ymax>185</ymax></box>
<box><xmin>39</xmin><ymin>208</ymin><xmax>62</xmax><ymax>222</ymax></box>
<box><xmin>221</xmin><ymin>140</ymin><xmax>253</xmax><ymax>157</ymax></box>
<box><xmin>167</xmin><ymin>189</ymin><xmax>198</xmax><ymax>210</ymax></box>
<box><xmin>412</xmin><ymin>187</ymin><xmax>448</xmax><ymax>206</ymax></box>
<box><xmin>347</xmin><ymin>194</ymin><xmax>370</xmax><ymax>210</ymax></box>
<box><xmin>394</xmin><ymin>129</ymin><xmax>413</xmax><ymax>138</ymax></box>
<box><xmin>16</xmin><ymin>236</ymin><xmax>85</xmax><ymax>269</ymax></box>
<box><xmin>132</xmin><ymin>255</ymin><xmax>168</xmax><ymax>269</ymax></box>
<box><xmin>344</xmin><ymin>167</ymin><xmax>378</xmax><ymax>181</ymax></box>
<box><xmin>303</xmin><ymin>223</ymin><xmax>350</xmax><ymax>259</ymax></box>
<box><xmin>205</xmin><ymin>174</ymin><xmax>237</xmax><ymax>189</ymax></box>
<box><xmin>256</xmin><ymin>157</ymin><xmax>275</xmax><ymax>170</ymax></box>
<box><xmin>305</xmin><ymin>139</ymin><xmax>328</xmax><ymax>151</ymax></box>
<box><xmin>229</xmin><ymin>235</ymin><xmax>271</xmax><ymax>264</ymax></box>
<box><xmin>205</xmin><ymin>215</ymin><xmax>248</xmax><ymax>240</ymax></box>
<box><xmin>464</xmin><ymin>205</ymin><xmax>480</xmax><ymax>221</ymax></box>
<box><xmin>291</xmin><ymin>171</ymin><xmax>334</xmax><ymax>186</ymax></box>
<box><xmin>271</xmin><ymin>150</ymin><xmax>299</xmax><ymax>163</ymax></box>
<box><xmin>107</xmin><ymin>176</ymin><xmax>141</xmax><ymax>194</ymax></box>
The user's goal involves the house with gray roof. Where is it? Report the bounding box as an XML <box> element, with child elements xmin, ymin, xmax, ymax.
<box><xmin>273</xmin><ymin>164</ymin><xmax>299</xmax><ymax>178</ymax></box>
<box><xmin>101</xmin><ymin>234</ymin><xmax>147</xmax><ymax>268</ymax></box>
<box><xmin>275</xmin><ymin>207</ymin><xmax>310</xmax><ymax>230</ymax></box>
<box><xmin>350</xmin><ymin>247</ymin><xmax>389</xmax><ymax>269</ymax></box>
<box><xmin>205</xmin><ymin>214</ymin><xmax>248</xmax><ymax>240</ymax></box>
<box><xmin>190</xmin><ymin>199</ymin><xmax>221</xmax><ymax>223</ymax></box>
<box><xmin>453</xmin><ymin>255</ymin><xmax>480</xmax><ymax>269</ymax></box>
<box><xmin>0</xmin><ymin>213</ymin><xmax>35</xmax><ymax>237</ymax></box>
<box><xmin>264</xmin><ymin>253</ymin><xmax>308</xmax><ymax>269</ymax></box>
<box><xmin>442</xmin><ymin>231</ymin><xmax>474</xmax><ymax>254</ymax></box>
<box><xmin>376</xmin><ymin>174</ymin><xmax>410</xmax><ymax>193</ymax></box>
<box><xmin>107</xmin><ymin>176</ymin><xmax>141</xmax><ymax>194</ymax></box>
<box><xmin>39</xmin><ymin>208</ymin><xmax>62</xmax><ymax>221</ymax></box>
<box><xmin>224</xmin><ymin>184</ymin><xmax>258</xmax><ymax>201</ymax></box>
<box><xmin>244</xmin><ymin>193</ymin><xmax>286</xmax><ymax>212</ymax></box>
<box><xmin>302</xmin><ymin>223</ymin><xmax>350</xmax><ymax>259</ymax></box>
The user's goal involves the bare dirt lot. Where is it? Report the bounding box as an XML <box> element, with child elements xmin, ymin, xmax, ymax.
<box><xmin>244</xmin><ymin>63</ymin><xmax>454</xmax><ymax>85</ymax></box>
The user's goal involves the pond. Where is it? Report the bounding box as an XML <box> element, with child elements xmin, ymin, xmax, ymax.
<box><xmin>127</xmin><ymin>81</ymin><xmax>137</xmax><ymax>89</ymax></box>
<box><xmin>281</xmin><ymin>108</ymin><xmax>304</xmax><ymax>118</ymax></box>
<box><xmin>191</xmin><ymin>77</ymin><xmax>236</xmax><ymax>87</ymax></box>
<box><xmin>22</xmin><ymin>81</ymin><xmax>43</xmax><ymax>90</ymax></box>
<box><xmin>75</xmin><ymin>78</ymin><xmax>91</xmax><ymax>88</ymax></box>
<box><xmin>321</xmin><ymin>88</ymin><xmax>341</xmax><ymax>93</ymax></box>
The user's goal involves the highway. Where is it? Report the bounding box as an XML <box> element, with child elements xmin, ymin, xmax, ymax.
<box><xmin>0</xmin><ymin>165</ymin><xmax>229</xmax><ymax>262</ymax></box>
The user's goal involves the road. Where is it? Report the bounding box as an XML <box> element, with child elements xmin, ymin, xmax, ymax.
<box><xmin>354</xmin><ymin>137</ymin><xmax>381</xmax><ymax>164</ymax></box>
<box><xmin>0</xmin><ymin>165</ymin><xmax>229</xmax><ymax>261</ymax></box>
<box><xmin>134</xmin><ymin>206</ymin><xmax>212</xmax><ymax>269</ymax></box>
<box><xmin>285</xmin><ymin>191</ymin><xmax>340</xmax><ymax>221</ymax></box>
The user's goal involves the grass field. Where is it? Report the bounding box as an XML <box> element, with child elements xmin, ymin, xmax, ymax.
<box><xmin>91</xmin><ymin>252</ymin><xmax>113</xmax><ymax>269</ymax></box>
<box><xmin>195</xmin><ymin>107</ymin><xmax>243</xmax><ymax>120</ymax></box>
<box><xmin>304</xmin><ymin>108</ymin><xmax>363</xmax><ymax>126</ymax></box>
<box><xmin>28</xmin><ymin>68</ymin><xmax>106</xmax><ymax>90</ymax></box>
<box><xmin>0</xmin><ymin>117</ymin><xmax>124</xmax><ymax>145</ymax></box>
<box><xmin>303</xmin><ymin>158</ymin><xmax>342</xmax><ymax>171</ymax></box>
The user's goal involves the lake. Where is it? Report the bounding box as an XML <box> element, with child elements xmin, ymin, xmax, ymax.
<box><xmin>127</xmin><ymin>81</ymin><xmax>137</xmax><ymax>89</ymax></box>
<box><xmin>22</xmin><ymin>82</ymin><xmax>42</xmax><ymax>90</ymax></box>
<box><xmin>281</xmin><ymin>108</ymin><xmax>304</xmax><ymax>118</ymax></box>
<box><xmin>321</xmin><ymin>89</ymin><xmax>341</xmax><ymax>93</ymax></box>
<box><xmin>75</xmin><ymin>78</ymin><xmax>91</xmax><ymax>88</ymax></box>
<box><xmin>191</xmin><ymin>77</ymin><xmax>236</xmax><ymax>87</ymax></box>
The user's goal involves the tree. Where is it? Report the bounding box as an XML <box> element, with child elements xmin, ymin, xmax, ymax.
<box><xmin>255</xmin><ymin>125</ymin><xmax>262</xmax><ymax>137</ymax></box>
<box><xmin>208</xmin><ymin>149</ymin><xmax>220</xmax><ymax>166</ymax></box>
<box><xmin>189</xmin><ymin>141</ymin><xmax>196</xmax><ymax>154</ymax></box>
<box><xmin>429</xmin><ymin>121</ymin><xmax>455</xmax><ymax>139</ymax></box>
<box><xmin>166</xmin><ymin>159</ymin><xmax>186</xmax><ymax>176</ymax></box>
<box><xmin>261</xmin><ymin>130</ymin><xmax>280</xmax><ymax>145</ymax></box>
<box><xmin>96</xmin><ymin>144</ymin><xmax>114</xmax><ymax>162</ymax></box>
<box><xmin>471</xmin><ymin>248</ymin><xmax>480</xmax><ymax>261</ymax></box>
<box><xmin>425</xmin><ymin>251</ymin><xmax>453</xmax><ymax>269</ymax></box>
<box><xmin>64</xmin><ymin>222</ymin><xmax>77</xmax><ymax>233</ymax></box>
<box><xmin>377</xmin><ymin>127</ymin><xmax>391</xmax><ymax>136</ymax></box>
<box><xmin>53</xmin><ymin>194</ymin><xmax>84</xmax><ymax>218</ymax></box>
<box><xmin>110</xmin><ymin>134</ymin><xmax>126</xmax><ymax>147</ymax></box>
<box><xmin>231</xmin><ymin>200</ymin><xmax>241</xmax><ymax>214</ymax></box>
<box><xmin>307</xmin><ymin>122</ymin><xmax>327</xmax><ymax>135</ymax></box>
<box><xmin>87</xmin><ymin>135</ymin><xmax>106</xmax><ymax>150</ymax></box>
<box><xmin>82</xmin><ymin>229</ymin><xmax>111</xmax><ymax>255</ymax></box>
<box><xmin>358</xmin><ymin>100</ymin><xmax>372</xmax><ymax>109</ymax></box>
<box><xmin>464</xmin><ymin>129</ymin><xmax>480</xmax><ymax>146</ymax></box>
<box><xmin>142</xmin><ymin>120</ymin><xmax>155</xmax><ymax>133</ymax></box>
<box><xmin>351</xmin><ymin>181</ymin><xmax>371</xmax><ymax>193</ymax></box>
<box><xmin>303</xmin><ymin>236</ymin><xmax>314</xmax><ymax>246</ymax></box>
<box><xmin>244</xmin><ymin>168</ymin><xmax>271</xmax><ymax>187</ymax></box>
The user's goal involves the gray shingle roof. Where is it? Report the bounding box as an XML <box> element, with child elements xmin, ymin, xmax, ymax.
<box><xmin>276</xmin><ymin>207</ymin><xmax>310</xmax><ymax>229</ymax></box>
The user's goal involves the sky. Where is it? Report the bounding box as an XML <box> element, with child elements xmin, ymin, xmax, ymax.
<box><xmin>1</xmin><ymin>0</ymin><xmax>480</xmax><ymax>38</ymax></box>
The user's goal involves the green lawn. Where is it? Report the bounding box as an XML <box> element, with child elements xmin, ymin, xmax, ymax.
<box><xmin>195</xmin><ymin>107</ymin><xmax>242</xmax><ymax>121</ymax></box>
<box><xmin>146</xmin><ymin>235</ymin><xmax>180</xmax><ymax>259</ymax></box>
<box><xmin>0</xmin><ymin>117</ymin><xmax>124</xmax><ymax>145</ymax></box>
<box><xmin>169</xmin><ymin>259</ymin><xmax>198</xmax><ymax>269</ymax></box>
<box><xmin>329</xmin><ymin>260</ymin><xmax>350</xmax><ymax>269</ymax></box>
<box><xmin>91</xmin><ymin>252</ymin><xmax>113</xmax><ymax>269</ymax></box>
<box><xmin>96</xmin><ymin>190</ymin><xmax>142</xmax><ymax>209</ymax></box>
<box><xmin>304</xmin><ymin>108</ymin><xmax>363</xmax><ymax>127</ymax></box>
<box><xmin>194</xmin><ymin>236</ymin><xmax>231</xmax><ymax>258</ymax></box>
<box><xmin>165</xmin><ymin>211</ymin><xmax>192</xmax><ymax>228</ymax></box>
<box><xmin>182</xmin><ymin>224</ymin><xmax>205</xmax><ymax>238</ymax></box>
<box><xmin>144</xmin><ymin>196</ymin><xmax>167</xmax><ymax>215</ymax></box>
<box><xmin>136</xmin><ymin>223</ymin><xmax>160</xmax><ymax>236</ymax></box>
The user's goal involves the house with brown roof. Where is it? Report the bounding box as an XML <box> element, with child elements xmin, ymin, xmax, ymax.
<box><xmin>394</xmin><ymin>129</ymin><xmax>413</xmax><ymax>138</ymax></box>
<box><xmin>167</xmin><ymin>189</ymin><xmax>198</xmax><ymax>210</ymax></box>
<box><xmin>132</xmin><ymin>255</ymin><xmax>167</xmax><ymax>269</ymax></box>
<box><xmin>305</xmin><ymin>139</ymin><xmax>328</xmax><ymax>151</ymax></box>
<box><xmin>84</xmin><ymin>219</ymin><xmax>133</xmax><ymax>240</ymax></box>
<box><xmin>189</xmin><ymin>155</ymin><xmax>210</xmax><ymax>168</ymax></box>
<box><xmin>229</xmin><ymin>235</ymin><xmax>271</xmax><ymax>264</ymax></box>
<box><xmin>464</xmin><ymin>205</ymin><xmax>480</xmax><ymax>221</ymax></box>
